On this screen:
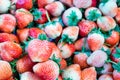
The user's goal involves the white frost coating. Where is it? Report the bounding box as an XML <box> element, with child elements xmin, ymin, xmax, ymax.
<box><xmin>0</xmin><ymin>0</ymin><xmax>11</xmax><ymax>13</ymax></box>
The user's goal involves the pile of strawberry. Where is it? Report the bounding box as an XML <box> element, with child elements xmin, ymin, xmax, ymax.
<box><xmin>0</xmin><ymin>0</ymin><xmax>120</xmax><ymax>80</ymax></box>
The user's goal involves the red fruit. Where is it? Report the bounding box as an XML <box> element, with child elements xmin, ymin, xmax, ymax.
<box><xmin>58</xmin><ymin>75</ymin><xmax>63</xmax><ymax>80</ymax></box>
<box><xmin>15</xmin><ymin>8</ymin><xmax>33</xmax><ymax>29</ymax></box>
<box><xmin>101</xmin><ymin>63</ymin><xmax>113</xmax><ymax>74</ymax></box>
<box><xmin>78</xmin><ymin>20</ymin><xmax>96</xmax><ymax>37</ymax></box>
<box><xmin>60</xmin><ymin>0</ymin><xmax>73</xmax><ymax>7</ymax></box>
<box><xmin>115</xmin><ymin>8</ymin><xmax>120</xmax><ymax>24</ymax></box>
<box><xmin>26</xmin><ymin>39</ymin><xmax>53</xmax><ymax>62</ymax></box>
<box><xmin>81</xmin><ymin>67</ymin><xmax>97</xmax><ymax>80</ymax></box>
<box><xmin>0</xmin><ymin>14</ymin><xmax>16</xmax><ymax>33</ymax></box>
<box><xmin>16</xmin><ymin>0</ymin><xmax>33</xmax><ymax>10</ymax></box>
<box><xmin>113</xmin><ymin>70</ymin><xmax>120</xmax><ymax>80</ymax></box>
<box><xmin>0</xmin><ymin>41</ymin><xmax>22</xmax><ymax>61</ymax></box>
<box><xmin>98</xmin><ymin>74</ymin><xmax>113</xmax><ymax>80</ymax></box>
<box><xmin>91</xmin><ymin>0</ymin><xmax>97</xmax><ymax>7</ymax></box>
<box><xmin>0</xmin><ymin>60</ymin><xmax>12</xmax><ymax>80</ymax></box>
<box><xmin>59</xmin><ymin>59</ymin><xmax>67</xmax><ymax>70</ymax></box>
<box><xmin>33</xmin><ymin>60</ymin><xmax>59</xmax><ymax>80</ymax></box>
<box><xmin>16</xmin><ymin>55</ymin><xmax>35</xmax><ymax>73</ymax></box>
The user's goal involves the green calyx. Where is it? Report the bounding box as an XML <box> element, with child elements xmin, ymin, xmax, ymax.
<box><xmin>38</xmin><ymin>34</ymin><xmax>49</xmax><ymax>41</ymax></box>
<box><xmin>113</xmin><ymin>47</ymin><xmax>120</xmax><ymax>59</ymax></box>
<box><xmin>63</xmin><ymin>78</ymin><xmax>73</xmax><ymax>80</ymax></box>
<box><xmin>100</xmin><ymin>0</ymin><xmax>109</xmax><ymax>4</ymax></box>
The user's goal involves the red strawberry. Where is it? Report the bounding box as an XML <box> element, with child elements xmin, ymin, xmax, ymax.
<box><xmin>78</xmin><ymin>20</ymin><xmax>97</xmax><ymax>37</ymax></box>
<box><xmin>59</xmin><ymin>59</ymin><xmax>67</xmax><ymax>70</ymax></box>
<box><xmin>58</xmin><ymin>75</ymin><xmax>63</xmax><ymax>80</ymax></box>
<box><xmin>113</xmin><ymin>70</ymin><xmax>120</xmax><ymax>80</ymax></box>
<box><xmin>26</xmin><ymin>39</ymin><xmax>53</xmax><ymax>62</ymax></box>
<box><xmin>16</xmin><ymin>55</ymin><xmax>35</xmax><ymax>73</ymax></box>
<box><xmin>81</xmin><ymin>67</ymin><xmax>97</xmax><ymax>80</ymax></box>
<box><xmin>20</xmin><ymin>71</ymin><xmax>40</xmax><ymax>80</ymax></box>
<box><xmin>33</xmin><ymin>60</ymin><xmax>59</xmax><ymax>80</ymax></box>
<box><xmin>62</xmin><ymin>64</ymin><xmax>81</xmax><ymax>80</ymax></box>
<box><xmin>98</xmin><ymin>74</ymin><xmax>113</xmax><ymax>80</ymax></box>
<box><xmin>16</xmin><ymin>0</ymin><xmax>33</xmax><ymax>10</ymax></box>
<box><xmin>0</xmin><ymin>14</ymin><xmax>16</xmax><ymax>33</ymax></box>
<box><xmin>15</xmin><ymin>8</ymin><xmax>33</xmax><ymax>29</ymax></box>
<box><xmin>60</xmin><ymin>0</ymin><xmax>73</xmax><ymax>7</ymax></box>
<box><xmin>0</xmin><ymin>60</ymin><xmax>12</xmax><ymax>80</ymax></box>
<box><xmin>0</xmin><ymin>41</ymin><xmax>22</xmax><ymax>61</ymax></box>
<box><xmin>115</xmin><ymin>8</ymin><xmax>120</xmax><ymax>24</ymax></box>
<box><xmin>91</xmin><ymin>0</ymin><xmax>97</xmax><ymax>7</ymax></box>
<box><xmin>7</xmin><ymin>76</ymin><xmax>14</xmax><ymax>80</ymax></box>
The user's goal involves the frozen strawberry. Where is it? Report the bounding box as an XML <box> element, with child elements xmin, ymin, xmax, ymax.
<box><xmin>91</xmin><ymin>0</ymin><xmax>97</xmax><ymax>7</ymax></box>
<box><xmin>26</xmin><ymin>39</ymin><xmax>53</xmax><ymax>62</ymax></box>
<box><xmin>62</xmin><ymin>64</ymin><xmax>81</xmax><ymax>80</ymax></box>
<box><xmin>85</xmin><ymin>7</ymin><xmax>102</xmax><ymax>21</ymax></box>
<box><xmin>101</xmin><ymin>63</ymin><xmax>113</xmax><ymax>74</ymax></box>
<box><xmin>20</xmin><ymin>71</ymin><xmax>41</xmax><ymax>80</ymax></box>
<box><xmin>37</xmin><ymin>0</ymin><xmax>55</xmax><ymax>8</ymax></box>
<box><xmin>73</xmin><ymin>52</ymin><xmax>89</xmax><ymax>69</ymax></box>
<box><xmin>87</xmin><ymin>50</ymin><xmax>107</xmax><ymax>67</ymax></box>
<box><xmin>73</xmin><ymin>0</ymin><xmax>92</xmax><ymax>8</ymax></box>
<box><xmin>0</xmin><ymin>0</ymin><xmax>11</xmax><ymax>13</ymax></box>
<box><xmin>58</xmin><ymin>75</ymin><xmax>63</xmax><ymax>80</ymax></box>
<box><xmin>7</xmin><ymin>76</ymin><xmax>14</xmax><ymax>80</ymax></box>
<box><xmin>44</xmin><ymin>22</ymin><xmax>63</xmax><ymax>39</ymax></box>
<box><xmin>58</xmin><ymin>42</ymin><xmax>75</xmax><ymax>59</ymax></box>
<box><xmin>0</xmin><ymin>14</ymin><xmax>16</xmax><ymax>33</ymax></box>
<box><xmin>97</xmin><ymin>16</ymin><xmax>116</xmax><ymax>32</ymax></box>
<box><xmin>15</xmin><ymin>8</ymin><xmax>33</xmax><ymax>29</ymax></box>
<box><xmin>113</xmin><ymin>70</ymin><xmax>120</xmax><ymax>80</ymax></box>
<box><xmin>59</xmin><ymin>59</ymin><xmax>67</xmax><ymax>70</ymax></box>
<box><xmin>115</xmin><ymin>8</ymin><xmax>120</xmax><ymax>24</ymax></box>
<box><xmin>99</xmin><ymin>0</ymin><xmax>118</xmax><ymax>17</ymax></box>
<box><xmin>0</xmin><ymin>41</ymin><xmax>22</xmax><ymax>61</ymax></box>
<box><xmin>105</xmin><ymin>31</ymin><xmax>119</xmax><ymax>47</ymax></box>
<box><xmin>0</xmin><ymin>60</ymin><xmax>12</xmax><ymax>80</ymax></box>
<box><xmin>45</xmin><ymin>1</ymin><xmax>65</xmax><ymax>17</ymax></box>
<box><xmin>60</xmin><ymin>0</ymin><xmax>73</xmax><ymax>7</ymax></box>
<box><xmin>81</xmin><ymin>67</ymin><xmax>97</xmax><ymax>80</ymax></box>
<box><xmin>78</xmin><ymin>20</ymin><xmax>97</xmax><ymax>37</ymax></box>
<box><xmin>33</xmin><ymin>60</ymin><xmax>59</xmax><ymax>80</ymax></box>
<box><xmin>98</xmin><ymin>74</ymin><xmax>113</xmax><ymax>80</ymax></box>
<box><xmin>62</xmin><ymin>7</ymin><xmax>82</xmax><ymax>26</ymax></box>
<box><xmin>16</xmin><ymin>55</ymin><xmax>35</xmax><ymax>73</ymax></box>
<box><xmin>74</xmin><ymin>38</ymin><xmax>85</xmax><ymax>50</ymax></box>
<box><xmin>16</xmin><ymin>0</ymin><xmax>33</xmax><ymax>10</ymax></box>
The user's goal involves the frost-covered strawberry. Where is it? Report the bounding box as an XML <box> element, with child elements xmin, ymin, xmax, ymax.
<box><xmin>16</xmin><ymin>0</ymin><xmax>33</xmax><ymax>10</ymax></box>
<box><xmin>62</xmin><ymin>64</ymin><xmax>81</xmax><ymax>80</ymax></box>
<box><xmin>97</xmin><ymin>16</ymin><xmax>116</xmax><ymax>32</ymax></box>
<box><xmin>101</xmin><ymin>63</ymin><xmax>113</xmax><ymax>74</ymax></box>
<box><xmin>73</xmin><ymin>0</ymin><xmax>92</xmax><ymax>8</ymax></box>
<box><xmin>15</xmin><ymin>8</ymin><xmax>33</xmax><ymax>29</ymax></box>
<box><xmin>45</xmin><ymin>1</ymin><xmax>64</xmax><ymax>17</ymax></box>
<box><xmin>60</xmin><ymin>0</ymin><xmax>73</xmax><ymax>7</ymax></box>
<box><xmin>113</xmin><ymin>70</ymin><xmax>120</xmax><ymax>80</ymax></box>
<box><xmin>85</xmin><ymin>7</ymin><xmax>102</xmax><ymax>21</ymax></box>
<box><xmin>87</xmin><ymin>50</ymin><xmax>107</xmax><ymax>67</ymax></box>
<box><xmin>37</xmin><ymin>0</ymin><xmax>55</xmax><ymax>8</ymax></box>
<box><xmin>99</xmin><ymin>0</ymin><xmax>118</xmax><ymax>17</ymax></box>
<box><xmin>33</xmin><ymin>60</ymin><xmax>59</xmax><ymax>80</ymax></box>
<box><xmin>60</xmin><ymin>26</ymin><xmax>79</xmax><ymax>43</ymax></box>
<box><xmin>62</xmin><ymin>7</ymin><xmax>82</xmax><ymax>26</ymax></box>
<box><xmin>0</xmin><ymin>14</ymin><xmax>16</xmax><ymax>33</ymax></box>
<box><xmin>98</xmin><ymin>74</ymin><xmax>113</xmax><ymax>80</ymax></box>
<box><xmin>115</xmin><ymin>8</ymin><xmax>120</xmax><ymax>24</ymax></box>
<box><xmin>0</xmin><ymin>0</ymin><xmax>11</xmax><ymax>13</ymax></box>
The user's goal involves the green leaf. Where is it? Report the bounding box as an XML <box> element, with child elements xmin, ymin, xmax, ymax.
<box><xmin>38</xmin><ymin>34</ymin><xmax>48</xmax><ymax>40</ymax></box>
<box><xmin>113</xmin><ymin>47</ymin><xmax>120</xmax><ymax>58</ymax></box>
<box><xmin>9</xmin><ymin>60</ymin><xmax>17</xmax><ymax>73</ymax></box>
<box><xmin>95</xmin><ymin>67</ymin><xmax>104</xmax><ymax>74</ymax></box>
<box><xmin>117</xmin><ymin>0</ymin><xmax>120</xmax><ymax>7</ymax></box>
<box><xmin>112</xmin><ymin>62</ymin><xmax>120</xmax><ymax>72</ymax></box>
<box><xmin>27</xmin><ymin>22</ymin><xmax>34</xmax><ymax>28</ymax></box>
<box><xmin>65</xmin><ymin>57</ymin><xmax>73</xmax><ymax>66</ymax></box>
<box><xmin>114</xmin><ymin>24</ymin><xmax>120</xmax><ymax>32</ymax></box>
<box><xmin>67</xmin><ymin>11</ymin><xmax>80</xmax><ymax>26</ymax></box>
<box><xmin>63</xmin><ymin>78</ymin><xmax>73</xmax><ymax>80</ymax></box>
<box><xmin>102</xmin><ymin>30</ymin><xmax>112</xmax><ymax>39</ymax></box>
<box><xmin>74</xmin><ymin>51</ymin><xmax>80</xmax><ymax>55</ymax></box>
<box><xmin>100</xmin><ymin>0</ymin><xmax>109</xmax><ymax>4</ymax></box>
<box><xmin>101</xmin><ymin>48</ymin><xmax>111</xmax><ymax>56</ymax></box>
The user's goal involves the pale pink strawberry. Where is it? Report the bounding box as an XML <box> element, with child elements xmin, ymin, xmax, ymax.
<box><xmin>101</xmin><ymin>63</ymin><xmax>113</xmax><ymax>74</ymax></box>
<box><xmin>98</xmin><ymin>74</ymin><xmax>113</xmax><ymax>80</ymax></box>
<box><xmin>113</xmin><ymin>70</ymin><xmax>120</xmax><ymax>80</ymax></box>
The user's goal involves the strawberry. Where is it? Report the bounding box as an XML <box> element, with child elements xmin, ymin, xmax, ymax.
<box><xmin>37</xmin><ymin>0</ymin><xmax>55</xmax><ymax>8</ymax></box>
<box><xmin>99</xmin><ymin>0</ymin><xmax>118</xmax><ymax>17</ymax></box>
<box><xmin>91</xmin><ymin>0</ymin><xmax>97</xmax><ymax>7</ymax></box>
<box><xmin>26</xmin><ymin>39</ymin><xmax>53</xmax><ymax>62</ymax></box>
<box><xmin>113</xmin><ymin>70</ymin><xmax>120</xmax><ymax>80</ymax></box>
<box><xmin>101</xmin><ymin>63</ymin><xmax>113</xmax><ymax>74</ymax></box>
<box><xmin>115</xmin><ymin>8</ymin><xmax>120</xmax><ymax>24</ymax></box>
<box><xmin>78</xmin><ymin>20</ymin><xmax>97</xmax><ymax>37</ymax></box>
<box><xmin>60</xmin><ymin>26</ymin><xmax>79</xmax><ymax>43</ymax></box>
<box><xmin>0</xmin><ymin>0</ymin><xmax>11</xmax><ymax>13</ymax></box>
<box><xmin>33</xmin><ymin>60</ymin><xmax>59</xmax><ymax>80</ymax></box>
<box><xmin>0</xmin><ymin>41</ymin><xmax>22</xmax><ymax>61</ymax></box>
<box><xmin>81</xmin><ymin>67</ymin><xmax>97</xmax><ymax>80</ymax></box>
<box><xmin>15</xmin><ymin>8</ymin><xmax>33</xmax><ymax>29</ymax></box>
<box><xmin>62</xmin><ymin>64</ymin><xmax>81</xmax><ymax>80</ymax></box>
<box><xmin>20</xmin><ymin>71</ymin><xmax>40</xmax><ymax>80</ymax></box>
<box><xmin>60</xmin><ymin>0</ymin><xmax>73</xmax><ymax>7</ymax></box>
<box><xmin>105</xmin><ymin>31</ymin><xmax>119</xmax><ymax>47</ymax></box>
<box><xmin>73</xmin><ymin>0</ymin><xmax>92</xmax><ymax>8</ymax></box>
<box><xmin>16</xmin><ymin>0</ymin><xmax>33</xmax><ymax>10</ymax></box>
<box><xmin>98</xmin><ymin>74</ymin><xmax>113</xmax><ymax>80</ymax></box>
<box><xmin>87</xmin><ymin>50</ymin><xmax>107</xmax><ymax>67</ymax></box>
<box><xmin>0</xmin><ymin>14</ymin><xmax>16</xmax><ymax>33</ymax></box>
<box><xmin>7</xmin><ymin>76</ymin><xmax>14</xmax><ymax>80</ymax></box>
<box><xmin>59</xmin><ymin>59</ymin><xmax>67</xmax><ymax>70</ymax></box>
<box><xmin>73</xmin><ymin>52</ymin><xmax>89</xmax><ymax>69</ymax></box>
<box><xmin>44</xmin><ymin>22</ymin><xmax>63</xmax><ymax>39</ymax></box>
<box><xmin>85</xmin><ymin>7</ymin><xmax>102</xmax><ymax>21</ymax></box>
<box><xmin>45</xmin><ymin>1</ymin><xmax>65</xmax><ymax>17</ymax></box>
<box><xmin>74</xmin><ymin>38</ymin><xmax>85</xmax><ymax>50</ymax></box>
<box><xmin>16</xmin><ymin>55</ymin><xmax>35</xmax><ymax>73</ymax></box>
<box><xmin>0</xmin><ymin>60</ymin><xmax>12</xmax><ymax>80</ymax></box>
<box><xmin>58</xmin><ymin>75</ymin><xmax>63</xmax><ymax>80</ymax></box>
<box><xmin>58</xmin><ymin>42</ymin><xmax>75</xmax><ymax>59</ymax></box>
<box><xmin>62</xmin><ymin>7</ymin><xmax>82</xmax><ymax>26</ymax></box>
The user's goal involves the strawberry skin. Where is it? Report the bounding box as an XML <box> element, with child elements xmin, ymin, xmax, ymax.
<box><xmin>16</xmin><ymin>55</ymin><xmax>35</xmax><ymax>73</ymax></box>
<box><xmin>98</xmin><ymin>74</ymin><xmax>113</xmax><ymax>80</ymax></box>
<box><xmin>0</xmin><ymin>60</ymin><xmax>12</xmax><ymax>80</ymax></box>
<box><xmin>101</xmin><ymin>63</ymin><xmax>113</xmax><ymax>74</ymax></box>
<box><xmin>0</xmin><ymin>14</ymin><xmax>16</xmax><ymax>33</ymax></box>
<box><xmin>91</xmin><ymin>0</ymin><xmax>97</xmax><ymax>7</ymax></box>
<box><xmin>16</xmin><ymin>0</ymin><xmax>33</xmax><ymax>10</ymax></box>
<box><xmin>33</xmin><ymin>60</ymin><xmax>59</xmax><ymax>80</ymax></box>
<box><xmin>15</xmin><ymin>8</ymin><xmax>33</xmax><ymax>29</ymax></box>
<box><xmin>60</xmin><ymin>0</ymin><xmax>73</xmax><ymax>7</ymax></box>
<box><xmin>59</xmin><ymin>59</ymin><xmax>67</xmax><ymax>70</ymax></box>
<box><xmin>0</xmin><ymin>41</ymin><xmax>22</xmax><ymax>61</ymax></box>
<box><xmin>115</xmin><ymin>8</ymin><xmax>120</xmax><ymax>24</ymax></box>
<box><xmin>26</xmin><ymin>39</ymin><xmax>53</xmax><ymax>62</ymax></box>
<box><xmin>113</xmin><ymin>70</ymin><xmax>120</xmax><ymax>80</ymax></box>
